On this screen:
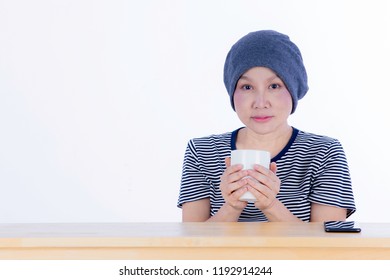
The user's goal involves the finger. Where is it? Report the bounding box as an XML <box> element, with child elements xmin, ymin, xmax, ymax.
<box><xmin>247</xmin><ymin>175</ymin><xmax>280</xmax><ymax>200</ymax></box>
<box><xmin>228</xmin><ymin>170</ymin><xmax>250</xmax><ymax>186</ymax></box>
<box><xmin>224</xmin><ymin>164</ymin><xmax>249</xmax><ymax>184</ymax></box>
<box><xmin>246</xmin><ymin>183</ymin><xmax>273</xmax><ymax>200</ymax></box>
<box><xmin>231</xmin><ymin>186</ymin><xmax>250</xmax><ymax>204</ymax></box>
<box><xmin>221</xmin><ymin>164</ymin><xmax>243</xmax><ymax>181</ymax></box>
<box><xmin>246</xmin><ymin>177</ymin><xmax>270</xmax><ymax>193</ymax></box>
<box><xmin>226</xmin><ymin>162</ymin><xmax>244</xmax><ymax>174</ymax></box>
<box><xmin>252</xmin><ymin>164</ymin><xmax>278</xmax><ymax>181</ymax></box>
<box><xmin>246</xmin><ymin>171</ymin><xmax>280</xmax><ymax>197</ymax></box>
<box><xmin>247</xmin><ymin>169</ymin><xmax>274</xmax><ymax>187</ymax></box>
<box><xmin>253</xmin><ymin>164</ymin><xmax>273</xmax><ymax>175</ymax></box>
<box><xmin>226</xmin><ymin>177</ymin><xmax>249</xmax><ymax>194</ymax></box>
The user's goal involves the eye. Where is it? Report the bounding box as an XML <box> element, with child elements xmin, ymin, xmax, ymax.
<box><xmin>269</xmin><ymin>83</ymin><xmax>281</xmax><ymax>90</ymax></box>
<box><xmin>241</xmin><ymin>84</ymin><xmax>253</xmax><ymax>90</ymax></box>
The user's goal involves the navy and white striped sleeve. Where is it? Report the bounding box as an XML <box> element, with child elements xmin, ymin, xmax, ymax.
<box><xmin>309</xmin><ymin>139</ymin><xmax>356</xmax><ymax>217</ymax></box>
<box><xmin>177</xmin><ymin>140</ymin><xmax>210</xmax><ymax>208</ymax></box>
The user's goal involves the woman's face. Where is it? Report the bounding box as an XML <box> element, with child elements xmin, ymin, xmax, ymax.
<box><xmin>233</xmin><ymin>67</ymin><xmax>293</xmax><ymax>135</ymax></box>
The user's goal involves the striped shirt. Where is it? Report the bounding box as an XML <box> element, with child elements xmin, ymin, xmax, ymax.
<box><xmin>178</xmin><ymin>127</ymin><xmax>356</xmax><ymax>222</ymax></box>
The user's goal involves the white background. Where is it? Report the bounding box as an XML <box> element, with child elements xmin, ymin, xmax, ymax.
<box><xmin>0</xmin><ymin>0</ymin><xmax>389</xmax><ymax>223</ymax></box>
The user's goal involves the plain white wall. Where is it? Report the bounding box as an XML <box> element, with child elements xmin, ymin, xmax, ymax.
<box><xmin>1</xmin><ymin>0</ymin><xmax>389</xmax><ymax>223</ymax></box>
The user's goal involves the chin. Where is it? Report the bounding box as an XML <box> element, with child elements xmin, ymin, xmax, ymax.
<box><xmin>247</xmin><ymin>125</ymin><xmax>274</xmax><ymax>135</ymax></box>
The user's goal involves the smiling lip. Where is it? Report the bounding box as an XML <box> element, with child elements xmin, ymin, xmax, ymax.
<box><xmin>251</xmin><ymin>115</ymin><xmax>273</xmax><ymax>122</ymax></box>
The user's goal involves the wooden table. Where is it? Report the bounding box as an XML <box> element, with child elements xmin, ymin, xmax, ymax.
<box><xmin>0</xmin><ymin>222</ymin><xmax>389</xmax><ymax>259</ymax></box>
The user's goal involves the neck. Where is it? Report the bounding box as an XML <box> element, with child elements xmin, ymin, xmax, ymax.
<box><xmin>236</xmin><ymin>125</ymin><xmax>293</xmax><ymax>157</ymax></box>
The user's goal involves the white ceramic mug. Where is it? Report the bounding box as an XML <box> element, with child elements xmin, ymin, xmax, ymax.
<box><xmin>230</xmin><ymin>149</ymin><xmax>271</xmax><ymax>202</ymax></box>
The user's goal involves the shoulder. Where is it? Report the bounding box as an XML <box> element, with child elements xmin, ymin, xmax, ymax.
<box><xmin>294</xmin><ymin>129</ymin><xmax>342</xmax><ymax>148</ymax></box>
<box><xmin>292</xmin><ymin>129</ymin><xmax>348</xmax><ymax>162</ymax></box>
<box><xmin>185</xmin><ymin>132</ymin><xmax>232</xmax><ymax>171</ymax></box>
<box><xmin>184</xmin><ymin>131</ymin><xmax>233</xmax><ymax>164</ymax></box>
<box><xmin>188</xmin><ymin>131</ymin><xmax>232</xmax><ymax>149</ymax></box>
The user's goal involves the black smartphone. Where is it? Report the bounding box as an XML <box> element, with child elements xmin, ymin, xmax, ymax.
<box><xmin>324</xmin><ymin>221</ymin><xmax>361</xmax><ymax>233</ymax></box>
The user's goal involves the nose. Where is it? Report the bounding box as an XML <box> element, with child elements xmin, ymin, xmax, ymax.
<box><xmin>253</xmin><ymin>90</ymin><xmax>270</xmax><ymax>109</ymax></box>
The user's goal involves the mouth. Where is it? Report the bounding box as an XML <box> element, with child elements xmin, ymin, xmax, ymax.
<box><xmin>251</xmin><ymin>115</ymin><xmax>273</xmax><ymax>122</ymax></box>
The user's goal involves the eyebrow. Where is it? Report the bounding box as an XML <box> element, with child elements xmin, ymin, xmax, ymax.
<box><xmin>239</xmin><ymin>74</ymin><xmax>280</xmax><ymax>82</ymax></box>
<box><xmin>238</xmin><ymin>75</ymin><xmax>251</xmax><ymax>81</ymax></box>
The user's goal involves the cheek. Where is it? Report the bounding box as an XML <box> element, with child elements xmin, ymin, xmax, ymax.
<box><xmin>276</xmin><ymin>91</ymin><xmax>293</xmax><ymax>111</ymax></box>
<box><xmin>283</xmin><ymin>94</ymin><xmax>293</xmax><ymax>106</ymax></box>
<box><xmin>233</xmin><ymin>92</ymin><xmax>247</xmax><ymax>109</ymax></box>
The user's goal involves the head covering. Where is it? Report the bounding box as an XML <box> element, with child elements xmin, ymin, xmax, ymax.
<box><xmin>223</xmin><ymin>30</ymin><xmax>308</xmax><ymax>114</ymax></box>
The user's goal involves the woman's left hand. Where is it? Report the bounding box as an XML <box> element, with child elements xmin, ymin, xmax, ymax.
<box><xmin>246</xmin><ymin>162</ymin><xmax>281</xmax><ymax>211</ymax></box>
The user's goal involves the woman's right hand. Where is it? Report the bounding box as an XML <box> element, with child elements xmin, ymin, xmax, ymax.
<box><xmin>219</xmin><ymin>157</ymin><xmax>249</xmax><ymax>211</ymax></box>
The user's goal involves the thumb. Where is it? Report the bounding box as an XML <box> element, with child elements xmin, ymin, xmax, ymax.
<box><xmin>270</xmin><ymin>162</ymin><xmax>277</xmax><ymax>174</ymax></box>
<box><xmin>225</xmin><ymin>157</ymin><xmax>231</xmax><ymax>167</ymax></box>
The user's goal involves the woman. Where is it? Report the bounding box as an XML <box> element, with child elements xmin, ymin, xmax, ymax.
<box><xmin>178</xmin><ymin>30</ymin><xmax>356</xmax><ymax>222</ymax></box>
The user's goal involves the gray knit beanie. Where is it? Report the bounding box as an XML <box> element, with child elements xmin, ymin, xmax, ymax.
<box><xmin>223</xmin><ymin>30</ymin><xmax>308</xmax><ymax>114</ymax></box>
